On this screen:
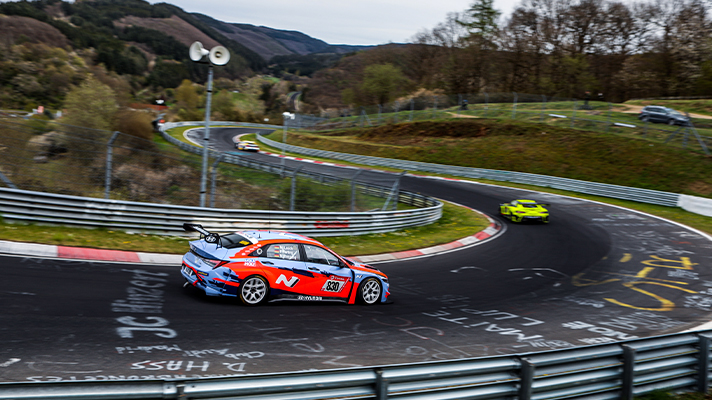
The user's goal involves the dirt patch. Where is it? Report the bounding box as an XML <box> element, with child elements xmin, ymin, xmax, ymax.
<box><xmin>688</xmin><ymin>181</ymin><xmax>712</xmax><ymax>196</ymax></box>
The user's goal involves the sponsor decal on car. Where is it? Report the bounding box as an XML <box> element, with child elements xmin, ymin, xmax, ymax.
<box><xmin>276</xmin><ymin>274</ymin><xmax>300</xmax><ymax>288</ymax></box>
<box><xmin>322</xmin><ymin>276</ymin><xmax>348</xmax><ymax>292</ymax></box>
<box><xmin>298</xmin><ymin>295</ymin><xmax>322</xmax><ymax>301</ymax></box>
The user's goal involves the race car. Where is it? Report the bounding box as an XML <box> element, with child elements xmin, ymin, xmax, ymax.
<box><xmin>499</xmin><ymin>199</ymin><xmax>550</xmax><ymax>223</ymax></box>
<box><xmin>235</xmin><ymin>140</ymin><xmax>259</xmax><ymax>152</ymax></box>
<box><xmin>180</xmin><ymin>224</ymin><xmax>390</xmax><ymax>306</ymax></box>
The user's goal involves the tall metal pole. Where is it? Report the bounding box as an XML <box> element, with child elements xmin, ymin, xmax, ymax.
<box><xmin>281</xmin><ymin>117</ymin><xmax>287</xmax><ymax>169</ymax></box>
<box><xmin>199</xmin><ymin>65</ymin><xmax>214</xmax><ymax>208</ymax></box>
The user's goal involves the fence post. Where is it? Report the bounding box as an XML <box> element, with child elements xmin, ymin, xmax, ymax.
<box><xmin>378</xmin><ymin>104</ymin><xmax>382</xmax><ymax>125</ymax></box>
<box><xmin>409</xmin><ymin>98</ymin><xmax>414</xmax><ymax>122</ymax></box>
<box><xmin>209</xmin><ymin>154</ymin><xmax>224</xmax><ymax>208</ymax></box>
<box><xmin>697</xmin><ymin>334</ymin><xmax>711</xmax><ymax>393</ymax></box>
<box><xmin>104</xmin><ymin>131</ymin><xmax>120</xmax><ymax>199</ymax></box>
<box><xmin>484</xmin><ymin>92</ymin><xmax>489</xmax><ymax>117</ymax></box>
<box><xmin>622</xmin><ymin>345</ymin><xmax>635</xmax><ymax>400</ymax></box>
<box><xmin>351</xmin><ymin>170</ymin><xmax>363</xmax><ymax>212</ymax></box>
<box><xmin>512</xmin><ymin>92</ymin><xmax>518</xmax><ymax>119</ymax></box>
<box><xmin>457</xmin><ymin>94</ymin><xmax>462</xmax><ymax>118</ymax></box>
<box><xmin>290</xmin><ymin>165</ymin><xmax>304</xmax><ymax>211</ymax></box>
<box><xmin>519</xmin><ymin>358</ymin><xmax>533</xmax><ymax>400</ymax></box>
<box><xmin>433</xmin><ymin>96</ymin><xmax>438</xmax><ymax>120</ymax></box>
<box><xmin>540</xmin><ymin>95</ymin><xmax>546</xmax><ymax>122</ymax></box>
<box><xmin>375</xmin><ymin>369</ymin><xmax>388</xmax><ymax>400</ymax></box>
<box><xmin>382</xmin><ymin>171</ymin><xmax>405</xmax><ymax>211</ymax></box>
<box><xmin>394</xmin><ymin>101</ymin><xmax>400</xmax><ymax>123</ymax></box>
<box><xmin>571</xmin><ymin>100</ymin><xmax>577</xmax><ymax>128</ymax></box>
<box><xmin>0</xmin><ymin>170</ymin><xmax>16</xmax><ymax>189</ymax></box>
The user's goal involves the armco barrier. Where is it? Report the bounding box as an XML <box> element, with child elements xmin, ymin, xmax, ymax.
<box><xmin>255</xmin><ymin>133</ymin><xmax>686</xmax><ymax>208</ymax></box>
<box><xmin>0</xmin><ymin>187</ymin><xmax>441</xmax><ymax>237</ymax></box>
<box><xmin>2</xmin><ymin>330</ymin><xmax>712</xmax><ymax>399</ymax></box>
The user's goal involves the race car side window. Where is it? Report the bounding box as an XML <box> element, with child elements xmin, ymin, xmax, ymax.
<box><xmin>263</xmin><ymin>243</ymin><xmax>301</xmax><ymax>261</ymax></box>
<box><xmin>303</xmin><ymin>244</ymin><xmax>341</xmax><ymax>266</ymax></box>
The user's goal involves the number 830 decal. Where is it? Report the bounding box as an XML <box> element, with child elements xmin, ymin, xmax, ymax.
<box><xmin>322</xmin><ymin>278</ymin><xmax>347</xmax><ymax>292</ymax></box>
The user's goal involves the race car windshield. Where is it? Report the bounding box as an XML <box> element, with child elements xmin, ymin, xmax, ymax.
<box><xmin>218</xmin><ymin>233</ymin><xmax>253</xmax><ymax>249</ymax></box>
<box><xmin>521</xmin><ymin>204</ymin><xmax>540</xmax><ymax>208</ymax></box>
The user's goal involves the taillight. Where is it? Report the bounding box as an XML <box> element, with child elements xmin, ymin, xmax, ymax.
<box><xmin>204</xmin><ymin>259</ymin><xmax>228</xmax><ymax>269</ymax></box>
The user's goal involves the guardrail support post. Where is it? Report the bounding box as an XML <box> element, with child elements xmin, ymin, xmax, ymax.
<box><xmin>394</xmin><ymin>101</ymin><xmax>400</xmax><ymax>124</ymax></box>
<box><xmin>410</xmin><ymin>99</ymin><xmax>415</xmax><ymax>122</ymax></box>
<box><xmin>0</xmin><ymin>170</ymin><xmax>16</xmax><ymax>189</ymax></box>
<box><xmin>622</xmin><ymin>344</ymin><xmax>635</xmax><ymax>400</ymax></box>
<box><xmin>375</xmin><ymin>368</ymin><xmax>388</xmax><ymax>399</ymax></box>
<box><xmin>519</xmin><ymin>358</ymin><xmax>534</xmax><ymax>400</ymax></box>
<box><xmin>697</xmin><ymin>334</ymin><xmax>711</xmax><ymax>393</ymax></box>
<box><xmin>104</xmin><ymin>131</ymin><xmax>120</xmax><ymax>199</ymax></box>
<box><xmin>378</xmin><ymin>104</ymin><xmax>382</xmax><ymax>125</ymax></box>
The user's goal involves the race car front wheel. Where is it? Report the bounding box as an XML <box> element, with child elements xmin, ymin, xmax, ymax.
<box><xmin>240</xmin><ymin>275</ymin><xmax>269</xmax><ymax>306</ymax></box>
<box><xmin>357</xmin><ymin>278</ymin><xmax>382</xmax><ymax>305</ymax></box>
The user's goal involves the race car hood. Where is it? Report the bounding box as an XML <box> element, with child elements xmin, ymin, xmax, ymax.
<box><xmin>351</xmin><ymin>263</ymin><xmax>387</xmax><ymax>279</ymax></box>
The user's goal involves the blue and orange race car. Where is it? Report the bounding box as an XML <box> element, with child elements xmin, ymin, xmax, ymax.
<box><xmin>180</xmin><ymin>224</ymin><xmax>390</xmax><ymax>306</ymax></box>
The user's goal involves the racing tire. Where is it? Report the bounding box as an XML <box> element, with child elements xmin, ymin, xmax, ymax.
<box><xmin>239</xmin><ymin>275</ymin><xmax>269</xmax><ymax>306</ymax></box>
<box><xmin>357</xmin><ymin>278</ymin><xmax>382</xmax><ymax>305</ymax></box>
<box><xmin>668</xmin><ymin>119</ymin><xmax>676</xmax><ymax>126</ymax></box>
<box><xmin>641</xmin><ymin>115</ymin><xmax>649</xmax><ymax>122</ymax></box>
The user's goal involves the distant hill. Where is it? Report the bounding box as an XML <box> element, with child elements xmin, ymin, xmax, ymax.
<box><xmin>191</xmin><ymin>13</ymin><xmax>370</xmax><ymax>61</ymax></box>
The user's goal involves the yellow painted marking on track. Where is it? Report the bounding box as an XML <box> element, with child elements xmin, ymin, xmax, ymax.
<box><xmin>605</xmin><ymin>281</ymin><xmax>698</xmax><ymax>312</ymax></box>
<box><xmin>602</xmin><ymin>269</ymin><xmax>689</xmax><ymax>285</ymax></box>
<box><xmin>641</xmin><ymin>256</ymin><xmax>697</xmax><ymax>270</ymax></box>
<box><xmin>619</xmin><ymin>253</ymin><xmax>632</xmax><ymax>263</ymax></box>
<box><xmin>571</xmin><ymin>273</ymin><xmax>619</xmax><ymax>287</ymax></box>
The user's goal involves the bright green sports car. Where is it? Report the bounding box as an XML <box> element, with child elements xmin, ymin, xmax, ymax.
<box><xmin>499</xmin><ymin>199</ymin><xmax>550</xmax><ymax>223</ymax></box>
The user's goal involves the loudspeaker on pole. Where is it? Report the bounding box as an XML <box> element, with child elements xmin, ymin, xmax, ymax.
<box><xmin>209</xmin><ymin>46</ymin><xmax>230</xmax><ymax>66</ymax></box>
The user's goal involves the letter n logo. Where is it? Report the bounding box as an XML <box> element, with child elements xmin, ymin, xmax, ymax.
<box><xmin>276</xmin><ymin>274</ymin><xmax>299</xmax><ymax>288</ymax></box>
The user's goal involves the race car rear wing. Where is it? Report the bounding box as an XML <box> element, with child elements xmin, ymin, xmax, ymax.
<box><xmin>183</xmin><ymin>223</ymin><xmax>221</xmax><ymax>245</ymax></box>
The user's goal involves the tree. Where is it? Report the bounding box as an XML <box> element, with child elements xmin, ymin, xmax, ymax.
<box><xmin>62</xmin><ymin>76</ymin><xmax>118</xmax><ymax>131</ymax></box>
<box><xmin>458</xmin><ymin>0</ymin><xmax>501</xmax><ymax>44</ymax></box>
<box><xmin>173</xmin><ymin>79</ymin><xmax>202</xmax><ymax>121</ymax></box>
<box><xmin>361</xmin><ymin>63</ymin><xmax>409</xmax><ymax>105</ymax></box>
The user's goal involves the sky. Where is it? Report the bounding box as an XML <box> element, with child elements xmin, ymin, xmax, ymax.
<box><xmin>145</xmin><ymin>0</ymin><xmax>523</xmax><ymax>46</ymax></box>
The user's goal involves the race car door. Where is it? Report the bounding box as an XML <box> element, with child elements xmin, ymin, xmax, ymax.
<box><xmin>300</xmin><ymin>244</ymin><xmax>353</xmax><ymax>300</ymax></box>
<box><xmin>258</xmin><ymin>243</ymin><xmax>309</xmax><ymax>293</ymax></box>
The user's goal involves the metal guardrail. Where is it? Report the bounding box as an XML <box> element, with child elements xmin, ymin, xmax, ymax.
<box><xmin>256</xmin><ymin>133</ymin><xmax>682</xmax><ymax>207</ymax></box>
<box><xmin>0</xmin><ymin>186</ymin><xmax>441</xmax><ymax>237</ymax></box>
<box><xmin>2</xmin><ymin>330</ymin><xmax>711</xmax><ymax>399</ymax></box>
<box><xmin>0</xmin><ymin>121</ymin><xmax>447</xmax><ymax>237</ymax></box>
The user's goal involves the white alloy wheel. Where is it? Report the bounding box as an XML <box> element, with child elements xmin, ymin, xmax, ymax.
<box><xmin>358</xmin><ymin>278</ymin><xmax>381</xmax><ymax>305</ymax></box>
<box><xmin>240</xmin><ymin>275</ymin><xmax>268</xmax><ymax>306</ymax></box>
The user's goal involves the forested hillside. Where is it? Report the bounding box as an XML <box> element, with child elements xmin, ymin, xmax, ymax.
<box><xmin>302</xmin><ymin>0</ymin><xmax>712</xmax><ymax>110</ymax></box>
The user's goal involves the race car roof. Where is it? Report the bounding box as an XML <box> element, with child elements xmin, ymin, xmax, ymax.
<box><xmin>238</xmin><ymin>230</ymin><xmax>322</xmax><ymax>244</ymax></box>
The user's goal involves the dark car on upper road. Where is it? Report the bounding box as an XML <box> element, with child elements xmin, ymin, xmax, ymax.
<box><xmin>638</xmin><ymin>106</ymin><xmax>690</xmax><ymax>126</ymax></box>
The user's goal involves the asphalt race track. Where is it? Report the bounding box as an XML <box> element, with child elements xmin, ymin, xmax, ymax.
<box><xmin>1</xmin><ymin>127</ymin><xmax>712</xmax><ymax>382</ymax></box>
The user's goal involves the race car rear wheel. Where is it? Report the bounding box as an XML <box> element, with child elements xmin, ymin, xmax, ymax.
<box><xmin>357</xmin><ymin>278</ymin><xmax>381</xmax><ymax>305</ymax></box>
<box><xmin>239</xmin><ymin>275</ymin><xmax>269</xmax><ymax>306</ymax></box>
